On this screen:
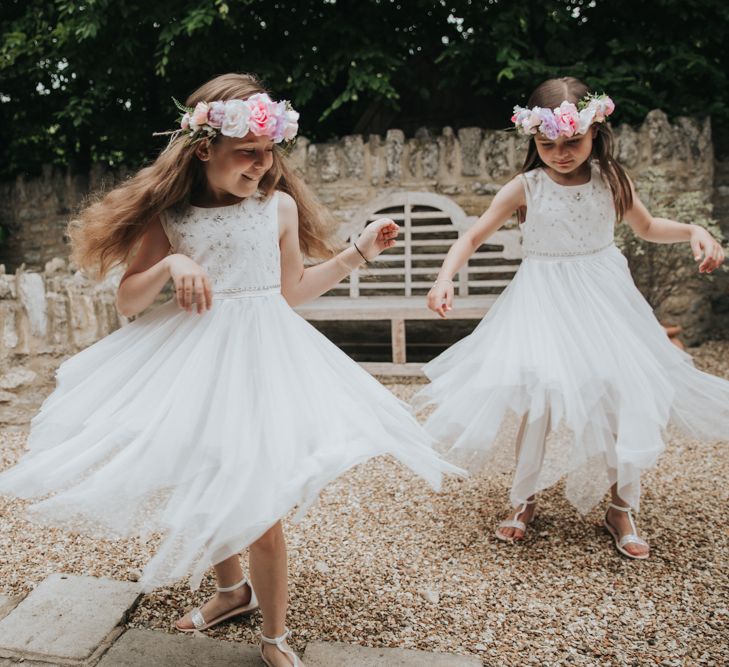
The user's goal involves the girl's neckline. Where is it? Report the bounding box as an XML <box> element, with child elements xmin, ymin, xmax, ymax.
<box><xmin>541</xmin><ymin>162</ymin><xmax>593</xmax><ymax>188</ymax></box>
<box><xmin>188</xmin><ymin>197</ymin><xmax>247</xmax><ymax>211</ymax></box>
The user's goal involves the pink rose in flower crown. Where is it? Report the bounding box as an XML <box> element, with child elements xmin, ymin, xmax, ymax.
<box><xmin>207</xmin><ymin>101</ymin><xmax>226</xmax><ymax>129</ymax></box>
<box><xmin>190</xmin><ymin>102</ymin><xmax>210</xmax><ymax>130</ymax></box>
<box><xmin>180</xmin><ymin>112</ymin><xmax>191</xmax><ymax>131</ymax></box>
<box><xmin>246</xmin><ymin>93</ymin><xmax>278</xmax><ymax>137</ymax></box>
<box><xmin>591</xmin><ymin>96</ymin><xmax>615</xmax><ymax>122</ymax></box>
<box><xmin>553</xmin><ymin>101</ymin><xmax>579</xmax><ymax>137</ymax></box>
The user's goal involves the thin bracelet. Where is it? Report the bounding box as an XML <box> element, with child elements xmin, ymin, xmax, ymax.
<box><xmin>353</xmin><ymin>241</ymin><xmax>372</xmax><ymax>266</ymax></box>
<box><xmin>433</xmin><ymin>279</ymin><xmax>454</xmax><ymax>285</ymax></box>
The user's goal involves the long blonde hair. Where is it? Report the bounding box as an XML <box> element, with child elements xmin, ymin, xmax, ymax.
<box><xmin>517</xmin><ymin>76</ymin><xmax>633</xmax><ymax>222</ymax></box>
<box><xmin>69</xmin><ymin>73</ymin><xmax>338</xmax><ymax>277</ymax></box>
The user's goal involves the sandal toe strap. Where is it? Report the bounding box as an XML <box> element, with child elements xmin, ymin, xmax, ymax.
<box><xmin>498</xmin><ymin>519</ymin><xmax>527</xmax><ymax>532</ymax></box>
<box><xmin>190</xmin><ymin>607</ymin><xmax>206</xmax><ymax>630</ymax></box>
<box><xmin>618</xmin><ymin>534</ymin><xmax>648</xmax><ymax>549</ymax></box>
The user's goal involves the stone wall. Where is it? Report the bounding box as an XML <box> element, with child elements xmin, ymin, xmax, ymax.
<box><xmin>0</xmin><ymin>109</ymin><xmax>725</xmax><ymax>367</ymax></box>
<box><xmin>1</xmin><ymin>110</ymin><xmax>719</xmax><ymax>270</ymax></box>
<box><xmin>0</xmin><ymin>259</ymin><xmax>124</xmax><ymax>374</ymax></box>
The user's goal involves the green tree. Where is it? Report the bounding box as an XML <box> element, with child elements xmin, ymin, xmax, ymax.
<box><xmin>1</xmin><ymin>0</ymin><xmax>727</xmax><ymax>179</ymax></box>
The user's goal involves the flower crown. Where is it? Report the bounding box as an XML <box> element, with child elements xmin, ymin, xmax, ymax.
<box><xmin>156</xmin><ymin>93</ymin><xmax>299</xmax><ymax>146</ymax></box>
<box><xmin>511</xmin><ymin>93</ymin><xmax>615</xmax><ymax>140</ymax></box>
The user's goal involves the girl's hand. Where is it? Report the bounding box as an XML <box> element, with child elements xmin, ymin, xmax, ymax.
<box><xmin>690</xmin><ymin>226</ymin><xmax>725</xmax><ymax>273</ymax></box>
<box><xmin>354</xmin><ymin>218</ymin><xmax>399</xmax><ymax>260</ymax></box>
<box><xmin>427</xmin><ymin>279</ymin><xmax>455</xmax><ymax>318</ymax></box>
<box><xmin>166</xmin><ymin>253</ymin><xmax>213</xmax><ymax>313</ymax></box>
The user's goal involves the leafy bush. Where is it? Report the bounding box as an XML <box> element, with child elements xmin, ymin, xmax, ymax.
<box><xmin>1</xmin><ymin>0</ymin><xmax>728</xmax><ymax>179</ymax></box>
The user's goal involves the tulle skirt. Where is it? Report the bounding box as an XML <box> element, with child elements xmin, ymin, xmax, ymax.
<box><xmin>0</xmin><ymin>293</ymin><xmax>462</xmax><ymax>591</ymax></box>
<box><xmin>413</xmin><ymin>245</ymin><xmax>729</xmax><ymax>514</ymax></box>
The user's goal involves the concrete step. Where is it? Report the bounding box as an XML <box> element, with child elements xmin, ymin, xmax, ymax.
<box><xmin>0</xmin><ymin>575</ymin><xmax>481</xmax><ymax>666</ymax></box>
<box><xmin>0</xmin><ymin>574</ymin><xmax>140</xmax><ymax>664</ymax></box>
<box><xmin>96</xmin><ymin>629</ymin><xmax>261</xmax><ymax>666</ymax></box>
<box><xmin>304</xmin><ymin>640</ymin><xmax>481</xmax><ymax>666</ymax></box>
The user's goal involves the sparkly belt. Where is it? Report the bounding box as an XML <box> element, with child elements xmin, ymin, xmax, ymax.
<box><xmin>522</xmin><ymin>242</ymin><xmax>615</xmax><ymax>259</ymax></box>
<box><xmin>212</xmin><ymin>284</ymin><xmax>281</xmax><ymax>299</ymax></box>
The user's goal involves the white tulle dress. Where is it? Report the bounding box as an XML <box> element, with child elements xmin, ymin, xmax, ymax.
<box><xmin>0</xmin><ymin>191</ymin><xmax>462</xmax><ymax>591</ymax></box>
<box><xmin>413</xmin><ymin>163</ymin><xmax>729</xmax><ymax>514</ymax></box>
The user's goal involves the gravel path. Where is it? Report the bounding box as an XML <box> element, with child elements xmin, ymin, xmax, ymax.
<box><xmin>1</xmin><ymin>341</ymin><xmax>727</xmax><ymax>666</ymax></box>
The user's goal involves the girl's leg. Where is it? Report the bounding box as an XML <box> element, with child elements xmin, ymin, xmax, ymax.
<box><xmin>250</xmin><ymin>521</ymin><xmax>303</xmax><ymax>667</ymax></box>
<box><xmin>175</xmin><ymin>554</ymin><xmax>253</xmax><ymax>630</ymax></box>
<box><xmin>606</xmin><ymin>484</ymin><xmax>649</xmax><ymax>558</ymax></box>
<box><xmin>497</xmin><ymin>411</ymin><xmax>549</xmax><ymax>540</ymax></box>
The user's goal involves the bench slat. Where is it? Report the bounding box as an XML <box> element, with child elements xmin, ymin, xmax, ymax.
<box><xmin>367</xmin><ymin>212</ymin><xmax>452</xmax><ymax>222</ymax></box>
<box><xmin>410</xmin><ymin>225</ymin><xmax>462</xmax><ymax>234</ymax></box>
<box><xmin>296</xmin><ymin>295</ymin><xmax>499</xmax><ymax>320</ymax></box>
<box><xmin>359</xmin><ymin>265</ymin><xmax>519</xmax><ymax>276</ymax></box>
<box><xmin>355</xmin><ymin>281</ymin><xmax>510</xmax><ymax>290</ymax></box>
<box><xmin>376</xmin><ymin>251</ymin><xmax>516</xmax><ymax>262</ymax></box>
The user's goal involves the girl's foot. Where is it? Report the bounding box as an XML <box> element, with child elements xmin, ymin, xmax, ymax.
<box><xmin>175</xmin><ymin>579</ymin><xmax>257</xmax><ymax>631</ymax></box>
<box><xmin>604</xmin><ymin>503</ymin><xmax>649</xmax><ymax>559</ymax></box>
<box><xmin>495</xmin><ymin>499</ymin><xmax>537</xmax><ymax>541</ymax></box>
<box><xmin>260</xmin><ymin>629</ymin><xmax>304</xmax><ymax>666</ymax></box>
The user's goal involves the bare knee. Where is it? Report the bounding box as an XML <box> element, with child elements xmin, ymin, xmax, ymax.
<box><xmin>252</xmin><ymin>522</ymin><xmax>285</xmax><ymax>553</ymax></box>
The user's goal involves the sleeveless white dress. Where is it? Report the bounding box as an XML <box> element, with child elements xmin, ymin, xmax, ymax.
<box><xmin>413</xmin><ymin>163</ymin><xmax>729</xmax><ymax>514</ymax></box>
<box><xmin>0</xmin><ymin>192</ymin><xmax>462</xmax><ymax>591</ymax></box>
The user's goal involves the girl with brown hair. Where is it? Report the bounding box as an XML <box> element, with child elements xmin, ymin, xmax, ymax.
<box><xmin>414</xmin><ymin>76</ymin><xmax>727</xmax><ymax>561</ymax></box>
<box><xmin>0</xmin><ymin>73</ymin><xmax>461</xmax><ymax>666</ymax></box>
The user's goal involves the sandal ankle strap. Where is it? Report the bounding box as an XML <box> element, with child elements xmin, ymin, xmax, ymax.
<box><xmin>260</xmin><ymin>628</ymin><xmax>300</xmax><ymax>666</ymax></box>
<box><xmin>608</xmin><ymin>502</ymin><xmax>635</xmax><ymax>513</ymax></box>
<box><xmin>261</xmin><ymin>627</ymin><xmax>291</xmax><ymax>646</ymax></box>
<box><xmin>216</xmin><ymin>577</ymin><xmax>247</xmax><ymax>593</ymax></box>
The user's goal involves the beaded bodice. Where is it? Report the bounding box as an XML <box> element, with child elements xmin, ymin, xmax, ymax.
<box><xmin>519</xmin><ymin>162</ymin><xmax>615</xmax><ymax>257</ymax></box>
<box><xmin>161</xmin><ymin>192</ymin><xmax>281</xmax><ymax>295</ymax></box>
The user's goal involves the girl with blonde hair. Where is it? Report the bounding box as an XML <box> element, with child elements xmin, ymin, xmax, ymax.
<box><xmin>0</xmin><ymin>73</ymin><xmax>461</xmax><ymax>667</ymax></box>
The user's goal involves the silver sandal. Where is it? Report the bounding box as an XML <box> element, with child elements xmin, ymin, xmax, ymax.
<box><xmin>495</xmin><ymin>498</ymin><xmax>537</xmax><ymax>542</ymax></box>
<box><xmin>260</xmin><ymin>628</ymin><xmax>302</xmax><ymax>667</ymax></box>
<box><xmin>604</xmin><ymin>503</ymin><xmax>649</xmax><ymax>560</ymax></box>
<box><xmin>175</xmin><ymin>577</ymin><xmax>259</xmax><ymax>632</ymax></box>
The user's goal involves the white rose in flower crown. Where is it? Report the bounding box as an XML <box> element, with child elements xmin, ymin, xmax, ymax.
<box><xmin>221</xmin><ymin>100</ymin><xmax>252</xmax><ymax>138</ymax></box>
<box><xmin>282</xmin><ymin>107</ymin><xmax>299</xmax><ymax>141</ymax></box>
<box><xmin>577</xmin><ymin>106</ymin><xmax>596</xmax><ymax>134</ymax></box>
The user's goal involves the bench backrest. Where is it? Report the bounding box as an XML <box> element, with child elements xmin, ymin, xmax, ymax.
<box><xmin>330</xmin><ymin>191</ymin><xmax>522</xmax><ymax>298</ymax></box>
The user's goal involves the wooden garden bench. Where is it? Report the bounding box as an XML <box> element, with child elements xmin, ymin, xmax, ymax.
<box><xmin>295</xmin><ymin>191</ymin><xmax>522</xmax><ymax>372</ymax></box>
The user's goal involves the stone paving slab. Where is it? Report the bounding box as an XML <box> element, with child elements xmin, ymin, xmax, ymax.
<box><xmin>0</xmin><ymin>574</ymin><xmax>140</xmax><ymax>662</ymax></box>
<box><xmin>0</xmin><ymin>597</ymin><xmax>20</xmax><ymax>624</ymax></box>
<box><xmin>0</xmin><ymin>660</ymin><xmax>62</xmax><ymax>666</ymax></box>
<box><xmin>96</xmin><ymin>629</ymin><xmax>261</xmax><ymax>666</ymax></box>
<box><xmin>304</xmin><ymin>641</ymin><xmax>482</xmax><ymax>666</ymax></box>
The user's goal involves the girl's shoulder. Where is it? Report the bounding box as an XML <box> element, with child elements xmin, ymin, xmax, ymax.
<box><xmin>516</xmin><ymin>168</ymin><xmax>544</xmax><ymax>202</ymax></box>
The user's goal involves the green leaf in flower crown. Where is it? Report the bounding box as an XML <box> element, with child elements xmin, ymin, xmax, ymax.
<box><xmin>172</xmin><ymin>96</ymin><xmax>194</xmax><ymax>115</ymax></box>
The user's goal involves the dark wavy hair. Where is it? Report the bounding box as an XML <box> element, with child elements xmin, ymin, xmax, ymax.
<box><xmin>517</xmin><ymin>76</ymin><xmax>633</xmax><ymax>222</ymax></box>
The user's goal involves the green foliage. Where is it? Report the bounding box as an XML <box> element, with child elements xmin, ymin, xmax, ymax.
<box><xmin>616</xmin><ymin>170</ymin><xmax>727</xmax><ymax>310</ymax></box>
<box><xmin>1</xmin><ymin>0</ymin><xmax>728</xmax><ymax>179</ymax></box>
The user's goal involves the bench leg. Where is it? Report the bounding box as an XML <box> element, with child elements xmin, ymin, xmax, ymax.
<box><xmin>391</xmin><ymin>318</ymin><xmax>406</xmax><ymax>364</ymax></box>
